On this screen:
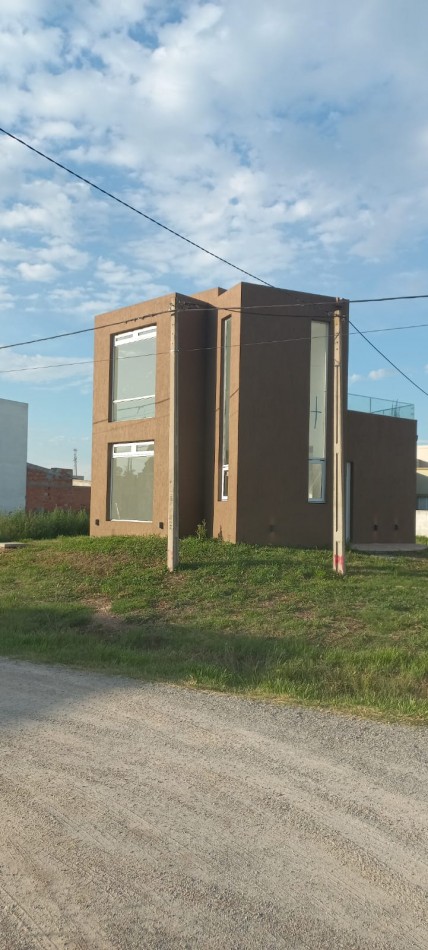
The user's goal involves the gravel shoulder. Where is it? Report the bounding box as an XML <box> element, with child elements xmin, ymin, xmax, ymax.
<box><xmin>0</xmin><ymin>659</ymin><xmax>427</xmax><ymax>949</ymax></box>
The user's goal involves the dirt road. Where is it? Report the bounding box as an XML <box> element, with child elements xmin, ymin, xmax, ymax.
<box><xmin>0</xmin><ymin>659</ymin><xmax>427</xmax><ymax>949</ymax></box>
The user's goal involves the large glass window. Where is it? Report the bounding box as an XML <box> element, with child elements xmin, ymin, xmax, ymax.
<box><xmin>110</xmin><ymin>442</ymin><xmax>154</xmax><ymax>522</ymax></box>
<box><xmin>112</xmin><ymin>326</ymin><xmax>156</xmax><ymax>421</ymax></box>
<box><xmin>308</xmin><ymin>322</ymin><xmax>328</xmax><ymax>502</ymax></box>
<box><xmin>220</xmin><ymin>317</ymin><xmax>231</xmax><ymax>500</ymax></box>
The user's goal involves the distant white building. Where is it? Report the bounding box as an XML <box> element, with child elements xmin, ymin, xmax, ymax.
<box><xmin>0</xmin><ymin>398</ymin><xmax>28</xmax><ymax>512</ymax></box>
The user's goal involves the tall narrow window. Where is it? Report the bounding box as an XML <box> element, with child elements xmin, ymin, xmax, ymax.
<box><xmin>220</xmin><ymin>317</ymin><xmax>231</xmax><ymax>500</ymax></box>
<box><xmin>308</xmin><ymin>322</ymin><xmax>328</xmax><ymax>502</ymax></box>
<box><xmin>112</xmin><ymin>326</ymin><xmax>156</xmax><ymax>421</ymax></box>
<box><xmin>110</xmin><ymin>442</ymin><xmax>154</xmax><ymax>522</ymax></box>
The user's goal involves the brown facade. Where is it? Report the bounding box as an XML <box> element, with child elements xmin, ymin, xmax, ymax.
<box><xmin>90</xmin><ymin>282</ymin><xmax>416</xmax><ymax>546</ymax></box>
<box><xmin>26</xmin><ymin>464</ymin><xmax>91</xmax><ymax>513</ymax></box>
<box><xmin>346</xmin><ymin>412</ymin><xmax>416</xmax><ymax>543</ymax></box>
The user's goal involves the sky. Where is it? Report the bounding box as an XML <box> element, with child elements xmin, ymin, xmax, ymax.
<box><xmin>1</xmin><ymin>0</ymin><xmax>428</xmax><ymax>478</ymax></box>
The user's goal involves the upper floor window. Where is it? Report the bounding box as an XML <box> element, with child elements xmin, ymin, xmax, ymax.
<box><xmin>112</xmin><ymin>326</ymin><xmax>156</xmax><ymax>422</ymax></box>
<box><xmin>308</xmin><ymin>321</ymin><xmax>328</xmax><ymax>502</ymax></box>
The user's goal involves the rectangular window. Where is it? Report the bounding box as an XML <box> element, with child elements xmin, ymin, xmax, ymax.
<box><xmin>112</xmin><ymin>326</ymin><xmax>156</xmax><ymax>422</ymax></box>
<box><xmin>110</xmin><ymin>442</ymin><xmax>154</xmax><ymax>522</ymax></box>
<box><xmin>220</xmin><ymin>317</ymin><xmax>231</xmax><ymax>500</ymax></box>
<box><xmin>417</xmin><ymin>496</ymin><xmax>428</xmax><ymax>510</ymax></box>
<box><xmin>308</xmin><ymin>321</ymin><xmax>328</xmax><ymax>502</ymax></box>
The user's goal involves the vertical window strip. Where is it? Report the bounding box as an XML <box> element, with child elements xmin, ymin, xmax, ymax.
<box><xmin>220</xmin><ymin>317</ymin><xmax>231</xmax><ymax>500</ymax></box>
<box><xmin>308</xmin><ymin>321</ymin><xmax>328</xmax><ymax>502</ymax></box>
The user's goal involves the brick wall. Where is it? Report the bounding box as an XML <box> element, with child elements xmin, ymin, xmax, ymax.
<box><xmin>26</xmin><ymin>464</ymin><xmax>91</xmax><ymax>512</ymax></box>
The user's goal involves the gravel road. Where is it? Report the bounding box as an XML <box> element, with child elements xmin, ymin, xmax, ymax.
<box><xmin>0</xmin><ymin>659</ymin><xmax>427</xmax><ymax>949</ymax></box>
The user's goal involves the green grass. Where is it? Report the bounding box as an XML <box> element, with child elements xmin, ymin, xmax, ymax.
<box><xmin>0</xmin><ymin>508</ymin><xmax>89</xmax><ymax>541</ymax></box>
<box><xmin>0</xmin><ymin>535</ymin><xmax>427</xmax><ymax>722</ymax></box>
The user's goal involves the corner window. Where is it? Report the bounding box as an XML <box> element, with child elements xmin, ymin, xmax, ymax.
<box><xmin>220</xmin><ymin>317</ymin><xmax>231</xmax><ymax>499</ymax></box>
<box><xmin>308</xmin><ymin>322</ymin><xmax>328</xmax><ymax>502</ymax></box>
<box><xmin>110</xmin><ymin>442</ymin><xmax>154</xmax><ymax>522</ymax></box>
<box><xmin>112</xmin><ymin>326</ymin><xmax>156</xmax><ymax>422</ymax></box>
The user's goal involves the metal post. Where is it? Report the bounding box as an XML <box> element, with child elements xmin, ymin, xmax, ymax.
<box><xmin>167</xmin><ymin>299</ymin><xmax>179</xmax><ymax>572</ymax></box>
<box><xmin>333</xmin><ymin>304</ymin><xmax>346</xmax><ymax>575</ymax></box>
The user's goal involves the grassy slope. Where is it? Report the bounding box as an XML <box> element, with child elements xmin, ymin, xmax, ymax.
<box><xmin>0</xmin><ymin>535</ymin><xmax>427</xmax><ymax>721</ymax></box>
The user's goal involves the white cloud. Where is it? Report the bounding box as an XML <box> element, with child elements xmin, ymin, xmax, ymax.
<box><xmin>0</xmin><ymin>286</ymin><xmax>15</xmax><ymax>308</ymax></box>
<box><xmin>349</xmin><ymin>368</ymin><xmax>396</xmax><ymax>385</ymax></box>
<box><xmin>0</xmin><ymin>349</ymin><xmax>93</xmax><ymax>385</ymax></box>
<box><xmin>0</xmin><ymin>0</ymin><xmax>427</xmax><ymax>449</ymax></box>
<box><xmin>368</xmin><ymin>368</ymin><xmax>395</xmax><ymax>382</ymax></box>
<box><xmin>38</xmin><ymin>242</ymin><xmax>89</xmax><ymax>269</ymax></box>
<box><xmin>17</xmin><ymin>261</ymin><xmax>58</xmax><ymax>281</ymax></box>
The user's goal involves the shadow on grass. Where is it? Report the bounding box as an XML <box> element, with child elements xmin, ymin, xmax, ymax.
<box><xmin>0</xmin><ymin>605</ymin><xmax>426</xmax><ymax>722</ymax></box>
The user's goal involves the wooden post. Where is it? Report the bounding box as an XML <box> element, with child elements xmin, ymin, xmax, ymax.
<box><xmin>333</xmin><ymin>305</ymin><xmax>346</xmax><ymax>575</ymax></box>
<box><xmin>167</xmin><ymin>299</ymin><xmax>179</xmax><ymax>572</ymax></box>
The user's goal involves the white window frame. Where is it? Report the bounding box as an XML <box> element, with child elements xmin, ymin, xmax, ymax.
<box><xmin>110</xmin><ymin>441</ymin><xmax>154</xmax><ymax>523</ymax></box>
<box><xmin>112</xmin><ymin>442</ymin><xmax>154</xmax><ymax>458</ymax></box>
<box><xmin>112</xmin><ymin>326</ymin><xmax>156</xmax><ymax>420</ymax></box>
<box><xmin>221</xmin><ymin>464</ymin><xmax>229</xmax><ymax>501</ymax></box>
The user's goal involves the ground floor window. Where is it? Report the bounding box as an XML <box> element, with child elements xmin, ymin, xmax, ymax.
<box><xmin>110</xmin><ymin>442</ymin><xmax>154</xmax><ymax>522</ymax></box>
<box><xmin>308</xmin><ymin>458</ymin><xmax>326</xmax><ymax>502</ymax></box>
<box><xmin>417</xmin><ymin>495</ymin><xmax>428</xmax><ymax>510</ymax></box>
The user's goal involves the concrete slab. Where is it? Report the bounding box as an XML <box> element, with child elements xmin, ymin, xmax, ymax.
<box><xmin>0</xmin><ymin>542</ymin><xmax>27</xmax><ymax>550</ymax></box>
<box><xmin>351</xmin><ymin>543</ymin><xmax>427</xmax><ymax>554</ymax></box>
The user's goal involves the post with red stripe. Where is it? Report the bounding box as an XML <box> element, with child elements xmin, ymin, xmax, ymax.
<box><xmin>333</xmin><ymin>301</ymin><xmax>346</xmax><ymax>575</ymax></box>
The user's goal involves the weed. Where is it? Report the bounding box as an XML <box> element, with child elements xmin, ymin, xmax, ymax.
<box><xmin>0</xmin><ymin>508</ymin><xmax>89</xmax><ymax>542</ymax></box>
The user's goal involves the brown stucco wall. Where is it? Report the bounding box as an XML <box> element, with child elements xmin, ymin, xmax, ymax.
<box><xmin>90</xmin><ymin>291</ymin><xmax>217</xmax><ymax>539</ymax></box>
<box><xmin>177</xmin><ymin>295</ymin><xmax>214</xmax><ymax>536</ymax></box>
<box><xmin>235</xmin><ymin>284</ymin><xmax>347</xmax><ymax>547</ymax></box>
<box><xmin>191</xmin><ymin>285</ymin><xmax>238</xmax><ymax>540</ymax></box>
<box><xmin>91</xmin><ymin>293</ymin><xmax>173</xmax><ymax>538</ymax></box>
<box><xmin>90</xmin><ymin>282</ymin><xmax>415</xmax><ymax>549</ymax></box>
<box><xmin>346</xmin><ymin>411</ymin><xmax>416</xmax><ymax>543</ymax></box>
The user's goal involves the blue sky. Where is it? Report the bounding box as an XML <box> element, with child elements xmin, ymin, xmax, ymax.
<box><xmin>1</xmin><ymin>0</ymin><xmax>427</xmax><ymax>477</ymax></box>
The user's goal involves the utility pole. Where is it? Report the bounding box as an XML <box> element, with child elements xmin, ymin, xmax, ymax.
<box><xmin>167</xmin><ymin>299</ymin><xmax>179</xmax><ymax>572</ymax></box>
<box><xmin>333</xmin><ymin>302</ymin><xmax>346</xmax><ymax>575</ymax></box>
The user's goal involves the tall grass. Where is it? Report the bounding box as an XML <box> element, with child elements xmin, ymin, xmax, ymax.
<box><xmin>0</xmin><ymin>508</ymin><xmax>89</xmax><ymax>541</ymax></box>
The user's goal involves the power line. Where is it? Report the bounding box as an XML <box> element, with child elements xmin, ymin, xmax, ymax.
<box><xmin>0</xmin><ymin>301</ymin><xmax>335</xmax><ymax>353</ymax></box>
<box><xmin>224</xmin><ymin>294</ymin><xmax>428</xmax><ymax>309</ymax></box>
<box><xmin>2</xmin><ymin>287</ymin><xmax>428</xmax><ymax>354</ymax></box>
<box><xmin>349</xmin><ymin>294</ymin><xmax>428</xmax><ymax>304</ymax></box>
<box><xmin>0</xmin><ymin>306</ymin><xmax>174</xmax><ymax>351</ymax></box>
<box><xmin>349</xmin><ymin>320</ymin><xmax>428</xmax><ymax>399</ymax></box>
<box><xmin>0</xmin><ymin>126</ymin><xmax>273</xmax><ymax>287</ymax></box>
<box><xmin>1</xmin><ymin>320</ymin><xmax>427</xmax><ymax>379</ymax></box>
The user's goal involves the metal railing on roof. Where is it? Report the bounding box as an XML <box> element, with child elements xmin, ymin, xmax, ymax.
<box><xmin>348</xmin><ymin>393</ymin><xmax>415</xmax><ymax>419</ymax></box>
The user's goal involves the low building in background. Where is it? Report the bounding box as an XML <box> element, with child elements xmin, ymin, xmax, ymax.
<box><xmin>416</xmin><ymin>445</ymin><xmax>428</xmax><ymax>536</ymax></box>
<box><xmin>90</xmin><ymin>282</ymin><xmax>417</xmax><ymax>547</ymax></box>
<box><xmin>0</xmin><ymin>397</ymin><xmax>28</xmax><ymax>513</ymax></box>
<box><xmin>26</xmin><ymin>464</ymin><xmax>91</xmax><ymax>513</ymax></box>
